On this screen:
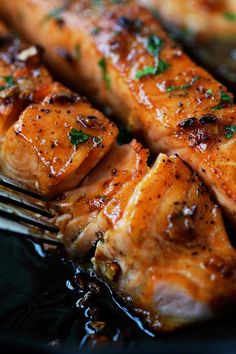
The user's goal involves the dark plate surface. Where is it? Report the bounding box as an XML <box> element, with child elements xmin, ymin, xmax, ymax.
<box><xmin>1</xmin><ymin>233</ymin><xmax>236</xmax><ymax>353</ymax></box>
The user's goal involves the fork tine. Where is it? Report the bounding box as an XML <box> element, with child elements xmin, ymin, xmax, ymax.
<box><xmin>0</xmin><ymin>202</ymin><xmax>59</xmax><ymax>233</ymax></box>
<box><xmin>0</xmin><ymin>216</ymin><xmax>62</xmax><ymax>245</ymax></box>
<box><xmin>0</xmin><ymin>174</ymin><xmax>45</xmax><ymax>200</ymax></box>
<box><xmin>0</xmin><ymin>187</ymin><xmax>53</xmax><ymax>217</ymax></box>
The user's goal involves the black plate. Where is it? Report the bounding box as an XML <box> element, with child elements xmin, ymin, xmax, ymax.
<box><xmin>1</xmin><ymin>233</ymin><xmax>236</xmax><ymax>354</ymax></box>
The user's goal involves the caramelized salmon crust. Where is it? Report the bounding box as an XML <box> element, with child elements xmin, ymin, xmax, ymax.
<box><xmin>2</xmin><ymin>0</ymin><xmax>235</xmax><ymax>224</ymax></box>
<box><xmin>0</xmin><ymin>22</ymin><xmax>53</xmax><ymax>136</ymax></box>
<box><xmin>0</xmin><ymin>13</ymin><xmax>236</xmax><ymax>333</ymax></box>
<box><xmin>0</xmin><ymin>25</ymin><xmax>118</xmax><ymax>196</ymax></box>
<box><xmin>54</xmin><ymin>140</ymin><xmax>149</xmax><ymax>256</ymax></box>
<box><xmin>94</xmin><ymin>154</ymin><xmax>236</xmax><ymax>332</ymax></box>
<box><xmin>1</xmin><ymin>82</ymin><xmax>118</xmax><ymax>196</ymax></box>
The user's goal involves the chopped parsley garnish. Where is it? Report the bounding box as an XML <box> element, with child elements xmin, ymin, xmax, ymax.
<box><xmin>211</xmin><ymin>91</ymin><xmax>233</xmax><ymax>110</ymax></box>
<box><xmin>0</xmin><ymin>76</ymin><xmax>15</xmax><ymax>92</ymax></box>
<box><xmin>135</xmin><ymin>59</ymin><xmax>170</xmax><ymax>80</ymax></box>
<box><xmin>94</xmin><ymin>136</ymin><xmax>103</xmax><ymax>145</ymax></box>
<box><xmin>43</xmin><ymin>7</ymin><xmax>64</xmax><ymax>23</ymax></box>
<box><xmin>69</xmin><ymin>129</ymin><xmax>91</xmax><ymax>146</ymax></box>
<box><xmin>156</xmin><ymin>60</ymin><xmax>170</xmax><ymax>74</ymax></box>
<box><xmin>74</xmin><ymin>44</ymin><xmax>81</xmax><ymax>61</ymax></box>
<box><xmin>166</xmin><ymin>75</ymin><xmax>199</xmax><ymax>92</ymax></box>
<box><xmin>135</xmin><ymin>66</ymin><xmax>156</xmax><ymax>79</ymax></box>
<box><xmin>98</xmin><ymin>57</ymin><xmax>111</xmax><ymax>90</ymax></box>
<box><xmin>95</xmin><ymin>195</ymin><xmax>108</xmax><ymax>202</ymax></box>
<box><xmin>225</xmin><ymin>125</ymin><xmax>236</xmax><ymax>139</ymax></box>
<box><xmin>224</xmin><ymin>12</ymin><xmax>236</xmax><ymax>21</ymax></box>
<box><xmin>147</xmin><ymin>34</ymin><xmax>163</xmax><ymax>56</ymax></box>
<box><xmin>206</xmin><ymin>88</ymin><xmax>213</xmax><ymax>96</ymax></box>
<box><xmin>135</xmin><ymin>33</ymin><xmax>170</xmax><ymax>80</ymax></box>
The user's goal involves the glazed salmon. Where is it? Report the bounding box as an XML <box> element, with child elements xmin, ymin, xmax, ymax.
<box><xmin>55</xmin><ymin>140</ymin><xmax>148</xmax><ymax>256</ymax></box>
<box><xmin>139</xmin><ymin>0</ymin><xmax>236</xmax><ymax>39</ymax></box>
<box><xmin>94</xmin><ymin>154</ymin><xmax>236</xmax><ymax>331</ymax></box>
<box><xmin>0</xmin><ymin>82</ymin><xmax>118</xmax><ymax>196</ymax></box>
<box><xmin>2</xmin><ymin>1</ymin><xmax>236</xmax><ymax>224</ymax></box>
<box><xmin>0</xmin><ymin>22</ymin><xmax>53</xmax><ymax>136</ymax></box>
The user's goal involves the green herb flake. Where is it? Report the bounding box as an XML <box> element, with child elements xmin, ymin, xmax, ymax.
<box><xmin>156</xmin><ymin>59</ymin><xmax>170</xmax><ymax>74</ymax></box>
<box><xmin>95</xmin><ymin>195</ymin><xmax>108</xmax><ymax>203</ymax></box>
<box><xmin>94</xmin><ymin>136</ymin><xmax>103</xmax><ymax>145</ymax></box>
<box><xmin>135</xmin><ymin>65</ymin><xmax>157</xmax><ymax>80</ymax></box>
<box><xmin>166</xmin><ymin>75</ymin><xmax>199</xmax><ymax>92</ymax></box>
<box><xmin>135</xmin><ymin>59</ymin><xmax>170</xmax><ymax>80</ymax></box>
<box><xmin>135</xmin><ymin>31</ymin><xmax>170</xmax><ymax>80</ymax></box>
<box><xmin>98</xmin><ymin>57</ymin><xmax>111</xmax><ymax>90</ymax></box>
<box><xmin>43</xmin><ymin>7</ymin><xmax>64</xmax><ymax>22</ymax></box>
<box><xmin>180</xmin><ymin>75</ymin><xmax>199</xmax><ymax>89</ymax></box>
<box><xmin>166</xmin><ymin>85</ymin><xmax>176</xmax><ymax>92</ymax></box>
<box><xmin>206</xmin><ymin>88</ymin><xmax>213</xmax><ymax>96</ymax></box>
<box><xmin>147</xmin><ymin>34</ymin><xmax>163</xmax><ymax>57</ymax></box>
<box><xmin>224</xmin><ymin>12</ymin><xmax>236</xmax><ymax>22</ymax></box>
<box><xmin>225</xmin><ymin>125</ymin><xmax>236</xmax><ymax>139</ymax></box>
<box><xmin>69</xmin><ymin>129</ymin><xmax>91</xmax><ymax>146</ymax></box>
<box><xmin>211</xmin><ymin>91</ymin><xmax>233</xmax><ymax>110</ymax></box>
<box><xmin>0</xmin><ymin>76</ymin><xmax>15</xmax><ymax>92</ymax></box>
<box><xmin>74</xmin><ymin>44</ymin><xmax>81</xmax><ymax>61</ymax></box>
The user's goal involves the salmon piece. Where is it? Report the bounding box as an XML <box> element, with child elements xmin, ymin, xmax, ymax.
<box><xmin>2</xmin><ymin>1</ymin><xmax>236</xmax><ymax>224</ymax></box>
<box><xmin>0</xmin><ymin>22</ymin><xmax>53</xmax><ymax>136</ymax></box>
<box><xmin>0</xmin><ymin>83</ymin><xmax>118</xmax><ymax>196</ymax></box>
<box><xmin>55</xmin><ymin>140</ymin><xmax>148</xmax><ymax>256</ymax></box>
<box><xmin>139</xmin><ymin>0</ymin><xmax>236</xmax><ymax>39</ymax></box>
<box><xmin>94</xmin><ymin>154</ymin><xmax>236</xmax><ymax>331</ymax></box>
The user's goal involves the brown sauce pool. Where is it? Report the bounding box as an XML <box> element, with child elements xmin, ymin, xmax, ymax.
<box><xmin>1</xmin><ymin>232</ymin><xmax>236</xmax><ymax>352</ymax></box>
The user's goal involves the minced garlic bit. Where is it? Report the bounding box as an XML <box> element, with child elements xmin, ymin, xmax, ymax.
<box><xmin>17</xmin><ymin>46</ymin><xmax>38</xmax><ymax>61</ymax></box>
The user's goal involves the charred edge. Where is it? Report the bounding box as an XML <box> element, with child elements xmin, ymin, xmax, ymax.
<box><xmin>199</xmin><ymin>114</ymin><xmax>217</xmax><ymax>125</ymax></box>
<box><xmin>178</xmin><ymin>117</ymin><xmax>197</xmax><ymax>128</ymax></box>
<box><xmin>46</xmin><ymin>92</ymin><xmax>81</xmax><ymax>105</ymax></box>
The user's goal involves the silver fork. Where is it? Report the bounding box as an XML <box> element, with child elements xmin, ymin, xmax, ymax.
<box><xmin>0</xmin><ymin>173</ymin><xmax>61</xmax><ymax>246</ymax></box>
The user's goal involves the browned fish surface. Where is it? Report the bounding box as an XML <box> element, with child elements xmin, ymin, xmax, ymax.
<box><xmin>2</xmin><ymin>1</ymin><xmax>235</xmax><ymax>224</ymax></box>
<box><xmin>94</xmin><ymin>154</ymin><xmax>236</xmax><ymax>331</ymax></box>
<box><xmin>0</xmin><ymin>83</ymin><xmax>117</xmax><ymax>196</ymax></box>
<box><xmin>55</xmin><ymin>140</ymin><xmax>148</xmax><ymax>256</ymax></box>
<box><xmin>0</xmin><ymin>17</ymin><xmax>236</xmax><ymax>333</ymax></box>
<box><xmin>139</xmin><ymin>0</ymin><xmax>236</xmax><ymax>39</ymax></box>
<box><xmin>0</xmin><ymin>22</ymin><xmax>53</xmax><ymax>136</ymax></box>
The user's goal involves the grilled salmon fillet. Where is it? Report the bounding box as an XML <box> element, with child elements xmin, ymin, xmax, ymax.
<box><xmin>0</xmin><ymin>17</ymin><xmax>236</xmax><ymax>333</ymax></box>
<box><xmin>55</xmin><ymin>140</ymin><xmax>148</xmax><ymax>256</ymax></box>
<box><xmin>139</xmin><ymin>0</ymin><xmax>236</xmax><ymax>39</ymax></box>
<box><xmin>0</xmin><ymin>83</ymin><xmax>117</xmax><ymax>196</ymax></box>
<box><xmin>2</xmin><ymin>1</ymin><xmax>236</xmax><ymax>224</ymax></box>
<box><xmin>94</xmin><ymin>154</ymin><xmax>236</xmax><ymax>331</ymax></box>
<box><xmin>0</xmin><ymin>22</ymin><xmax>53</xmax><ymax>136</ymax></box>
